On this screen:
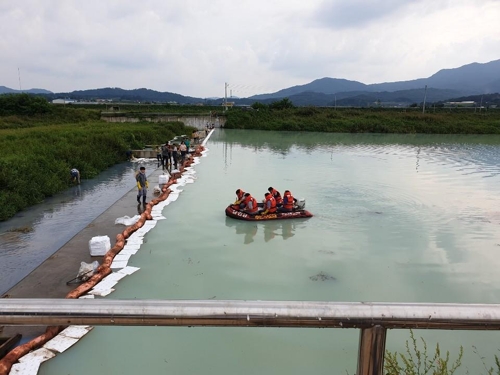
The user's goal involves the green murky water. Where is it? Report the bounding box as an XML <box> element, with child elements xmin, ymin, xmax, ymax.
<box><xmin>41</xmin><ymin>130</ymin><xmax>500</xmax><ymax>374</ymax></box>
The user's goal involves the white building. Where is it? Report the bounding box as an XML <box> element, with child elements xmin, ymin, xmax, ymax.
<box><xmin>52</xmin><ymin>99</ymin><xmax>75</xmax><ymax>104</ymax></box>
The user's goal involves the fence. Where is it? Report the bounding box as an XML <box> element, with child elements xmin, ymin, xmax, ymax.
<box><xmin>2</xmin><ymin>299</ymin><xmax>500</xmax><ymax>375</ymax></box>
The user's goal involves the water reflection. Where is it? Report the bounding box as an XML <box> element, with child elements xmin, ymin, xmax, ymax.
<box><xmin>214</xmin><ymin>130</ymin><xmax>500</xmax><ymax>179</ymax></box>
<box><xmin>39</xmin><ymin>130</ymin><xmax>500</xmax><ymax>375</ymax></box>
<box><xmin>263</xmin><ymin>221</ymin><xmax>296</xmax><ymax>241</ymax></box>
<box><xmin>73</xmin><ymin>185</ymin><xmax>82</xmax><ymax>198</ymax></box>
<box><xmin>225</xmin><ymin>218</ymin><xmax>258</xmax><ymax>244</ymax></box>
<box><xmin>225</xmin><ymin>218</ymin><xmax>296</xmax><ymax>244</ymax></box>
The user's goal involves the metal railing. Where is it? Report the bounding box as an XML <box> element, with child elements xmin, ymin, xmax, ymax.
<box><xmin>2</xmin><ymin>299</ymin><xmax>500</xmax><ymax>375</ymax></box>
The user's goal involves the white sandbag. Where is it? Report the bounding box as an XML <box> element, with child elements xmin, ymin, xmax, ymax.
<box><xmin>77</xmin><ymin>261</ymin><xmax>99</xmax><ymax>281</ymax></box>
<box><xmin>114</xmin><ymin>215</ymin><xmax>141</xmax><ymax>226</ymax></box>
<box><xmin>159</xmin><ymin>174</ymin><xmax>169</xmax><ymax>185</ymax></box>
<box><xmin>89</xmin><ymin>235</ymin><xmax>111</xmax><ymax>256</ymax></box>
<box><xmin>153</xmin><ymin>185</ymin><xmax>161</xmax><ymax>195</ymax></box>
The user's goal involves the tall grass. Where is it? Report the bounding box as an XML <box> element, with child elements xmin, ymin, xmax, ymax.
<box><xmin>0</xmin><ymin>118</ymin><xmax>193</xmax><ymax>221</ymax></box>
<box><xmin>224</xmin><ymin>107</ymin><xmax>500</xmax><ymax>134</ymax></box>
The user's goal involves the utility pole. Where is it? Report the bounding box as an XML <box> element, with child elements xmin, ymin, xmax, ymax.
<box><xmin>224</xmin><ymin>82</ymin><xmax>228</xmax><ymax>112</ymax></box>
<box><xmin>18</xmin><ymin>68</ymin><xmax>22</xmax><ymax>91</ymax></box>
<box><xmin>422</xmin><ymin>85</ymin><xmax>427</xmax><ymax>114</ymax></box>
<box><xmin>335</xmin><ymin>95</ymin><xmax>337</xmax><ymax>110</ymax></box>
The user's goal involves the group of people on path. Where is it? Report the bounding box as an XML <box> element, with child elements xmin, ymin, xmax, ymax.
<box><xmin>234</xmin><ymin>187</ymin><xmax>296</xmax><ymax>215</ymax></box>
<box><xmin>156</xmin><ymin>139</ymin><xmax>191</xmax><ymax>172</ymax></box>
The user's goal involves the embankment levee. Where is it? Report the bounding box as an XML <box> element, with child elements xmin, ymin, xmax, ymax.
<box><xmin>0</xmin><ymin>136</ymin><xmax>211</xmax><ymax>375</ymax></box>
<box><xmin>101</xmin><ymin>113</ymin><xmax>226</xmax><ymax>129</ymax></box>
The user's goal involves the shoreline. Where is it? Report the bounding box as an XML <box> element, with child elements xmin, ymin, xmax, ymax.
<box><xmin>0</xmin><ymin>165</ymin><xmax>168</xmax><ymax>339</ymax></box>
<box><xmin>0</xmin><ymin>131</ymin><xmax>213</xmax><ymax>374</ymax></box>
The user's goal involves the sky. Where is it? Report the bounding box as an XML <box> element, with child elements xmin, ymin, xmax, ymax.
<box><xmin>1</xmin><ymin>0</ymin><xmax>499</xmax><ymax>98</ymax></box>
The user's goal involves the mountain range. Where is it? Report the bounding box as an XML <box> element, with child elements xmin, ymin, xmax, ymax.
<box><xmin>0</xmin><ymin>86</ymin><xmax>52</xmax><ymax>95</ymax></box>
<box><xmin>1</xmin><ymin>59</ymin><xmax>500</xmax><ymax>106</ymax></box>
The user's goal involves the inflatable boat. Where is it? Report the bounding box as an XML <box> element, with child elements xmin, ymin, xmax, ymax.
<box><xmin>225</xmin><ymin>199</ymin><xmax>313</xmax><ymax>221</ymax></box>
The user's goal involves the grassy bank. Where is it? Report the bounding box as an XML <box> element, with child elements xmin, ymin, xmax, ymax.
<box><xmin>225</xmin><ymin>107</ymin><xmax>500</xmax><ymax>134</ymax></box>
<box><xmin>0</xmin><ymin>95</ymin><xmax>195</xmax><ymax>221</ymax></box>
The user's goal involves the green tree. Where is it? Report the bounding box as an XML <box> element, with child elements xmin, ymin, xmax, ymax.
<box><xmin>251</xmin><ymin>102</ymin><xmax>268</xmax><ymax>110</ymax></box>
<box><xmin>269</xmin><ymin>98</ymin><xmax>295</xmax><ymax>110</ymax></box>
<box><xmin>0</xmin><ymin>94</ymin><xmax>51</xmax><ymax>116</ymax></box>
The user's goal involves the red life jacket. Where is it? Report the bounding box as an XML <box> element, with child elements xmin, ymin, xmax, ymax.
<box><xmin>283</xmin><ymin>191</ymin><xmax>294</xmax><ymax>210</ymax></box>
<box><xmin>245</xmin><ymin>196</ymin><xmax>258</xmax><ymax>213</ymax></box>
<box><xmin>265</xmin><ymin>195</ymin><xmax>277</xmax><ymax>213</ymax></box>
<box><xmin>271</xmin><ymin>188</ymin><xmax>283</xmax><ymax>205</ymax></box>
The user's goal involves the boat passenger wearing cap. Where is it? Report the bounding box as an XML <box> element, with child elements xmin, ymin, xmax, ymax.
<box><xmin>234</xmin><ymin>189</ymin><xmax>246</xmax><ymax>208</ymax></box>
<box><xmin>243</xmin><ymin>193</ymin><xmax>259</xmax><ymax>214</ymax></box>
<box><xmin>262</xmin><ymin>192</ymin><xmax>277</xmax><ymax>215</ymax></box>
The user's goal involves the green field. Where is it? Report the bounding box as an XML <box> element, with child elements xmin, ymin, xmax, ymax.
<box><xmin>0</xmin><ymin>95</ymin><xmax>195</xmax><ymax>221</ymax></box>
<box><xmin>224</xmin><ymin>105</ymin><xmax>500</xmax><ymax>134</ymax></box>
<box><xmin>2</xmin><ymin>94</ymin><xmax>500</xmax><ymax>220</ymax></box>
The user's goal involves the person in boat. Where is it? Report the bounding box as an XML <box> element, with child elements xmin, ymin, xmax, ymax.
<box><xmin>261</xmin><ymin>192</ymin><xmax>277</xmax><ymax>215</ymax></box>
<box><xmin>268</xmin><ymin>187</ymin><xmax>283</xmax><ymax>206</ymax></box>
<box><xmin>279</xmin><ymin>190</ymin><xmax>295</xmax><ymax>212</ymax></box>
<box><xmin>234</xmin><ymin>189</ymin><xmax>246</xmax><ymax>208</ymax></box>
<box><xmin>243</xmin><ymin>193</ymin><xmax>259</xmax><ymax>215</ymax></box>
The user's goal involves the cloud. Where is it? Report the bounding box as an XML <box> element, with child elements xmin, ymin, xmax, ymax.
<box><xmin>312</xmin><ymin>0</ymin><xmax>423</xmax><ymax>29</ymax></box>
<box><xmin>0</xmin><ymin>0</ymin><xmax>499</xmax><ymax>97</ymax></box>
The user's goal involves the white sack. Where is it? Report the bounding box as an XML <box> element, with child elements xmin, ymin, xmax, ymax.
<box><xmin>114</xmin><ymin>215</ymin><xmax>141</xmax><ymax>226</ymax></box>
<box><xmin>89</xmin><ymin>235</ymin><xmax>111</xmax><ymax>256</ymax></box>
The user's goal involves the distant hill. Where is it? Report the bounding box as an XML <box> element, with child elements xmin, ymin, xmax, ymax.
<box><xmin>0</xmin><ymin>86</ymin><xmax>52</xmax><ymax>95</ymax></box>
<box><xmin>369</xmin><ymin>60</ymin><xmax>500</xmax><ymax>93</ymax></box>
<box><xmin>281</xmin><ymin>88</ymin><xmax>464</xmax><ymax>107</ymax></box>
<box><xmin>251</xmin><ymin>78</ymin><xmax>368</xmax><ymax>100</ymax></box>
<box><xmin>251</xmin><ymin>59</ymin><xmax>500</xmax><ymax>101</ymax></box>
<box><xmin>2</xmin><ymin>59</ymin><xmax>500</xmax><ymax>106</ymax></box>
<box><xmin>49</xmin><ymin>87</ymin><xmax>203</xmax><ymax>104</ymax></box>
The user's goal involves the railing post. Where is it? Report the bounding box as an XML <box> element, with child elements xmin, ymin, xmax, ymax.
<box><xmin>356</xmin><ymin>325</ymin><xmax>386</xmax><ymax>375</ymax></box>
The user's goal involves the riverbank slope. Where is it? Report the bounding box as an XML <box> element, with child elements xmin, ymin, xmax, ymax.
<box><xmin>0</xmin><ymin>165</ymin><xmax>168</xmax><ymax>340</ymax></box>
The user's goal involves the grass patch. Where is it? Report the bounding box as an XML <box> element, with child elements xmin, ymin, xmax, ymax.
<box><xmin>0</xmin><ymin>100</ymin><xmax>195</xmax><ymax>220</ymax></box>
<box><xmin>225</xmin><ymin>107</ymin><xmax>500</xmax><ymax>134</ymax></box>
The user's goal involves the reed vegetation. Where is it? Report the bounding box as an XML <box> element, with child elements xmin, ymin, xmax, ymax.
<box><xmin>384</xmin><ymin>330</ymin><xmax>500</xmax><ymax>375</ymax></box>
<box><xmin>225</xmin><ymin>106</ymin><xmax>500</xmax><ymax>134</ymax></box>
<box><xmin>0</xmin><ymin>95</ymin><xmax>194</xmax><ymax>221</ymax></box>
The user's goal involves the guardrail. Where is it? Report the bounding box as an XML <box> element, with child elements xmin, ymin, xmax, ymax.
<box><xmin>2</xmin><ymin>299</ymin><xmax>500</xmax><ymax>375</ymax></box>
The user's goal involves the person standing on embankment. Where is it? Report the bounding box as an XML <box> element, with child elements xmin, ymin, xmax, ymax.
<box><xmin>136</xmin><ymin>166</ymin><xmax>149</xmax><ymax>205</ymax></box>
<box><xmin>70</xmin><ymin>168</ymin><xmax>80</xmax><ymax>184</ymax></box>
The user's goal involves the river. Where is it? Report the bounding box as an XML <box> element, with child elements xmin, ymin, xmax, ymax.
<box><xmin>20</xmin><ymin>129</ymin><xmax>500</xmax><ymax>374</ymax></box>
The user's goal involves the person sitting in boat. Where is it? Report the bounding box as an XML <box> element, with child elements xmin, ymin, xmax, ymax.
<box><xmin>234</xmin><ymin>189</ymin><xmax>246</xmax><ymax>208</ymax></box>
<box><xmin>268</xmin><ymin>187</ymin><xmax>283</xmax><ymax>206</ymax></box>
<box><xmin>279</xmin><ymin>190</ymin><xmax>295</xmax><ymax>212</ymax></box>
<box><xmin>243</xmin><ymin>193</ymin><xmax>259</xmax><ymax>215</ymax></box>
<box><xmin>261</xmin><ymin>192</ymin><xmax>277</xmax><ymax>215</ymax></box>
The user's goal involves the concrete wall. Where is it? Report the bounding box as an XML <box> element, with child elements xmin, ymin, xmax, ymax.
<box><xmin>101</xmin><ymin>114</ymin><xmax>226</xmax><ymax>129</ymax></box>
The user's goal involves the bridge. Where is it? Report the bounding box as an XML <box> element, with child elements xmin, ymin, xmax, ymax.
<box><xmin>2</xmin><ymin>299</ymin><xmax>500</xmax><ymax>375</ymax></box>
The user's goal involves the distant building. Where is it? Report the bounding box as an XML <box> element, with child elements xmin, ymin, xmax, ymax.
<box><xmin>444</xmin><ymin>101</ymin><xmax>476</xmax><ymax>107</ymax></box>
<box><xmin>52</xmin><ymin>99</ymin><xmax>75</xmax><ymax>104</ymax></box>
